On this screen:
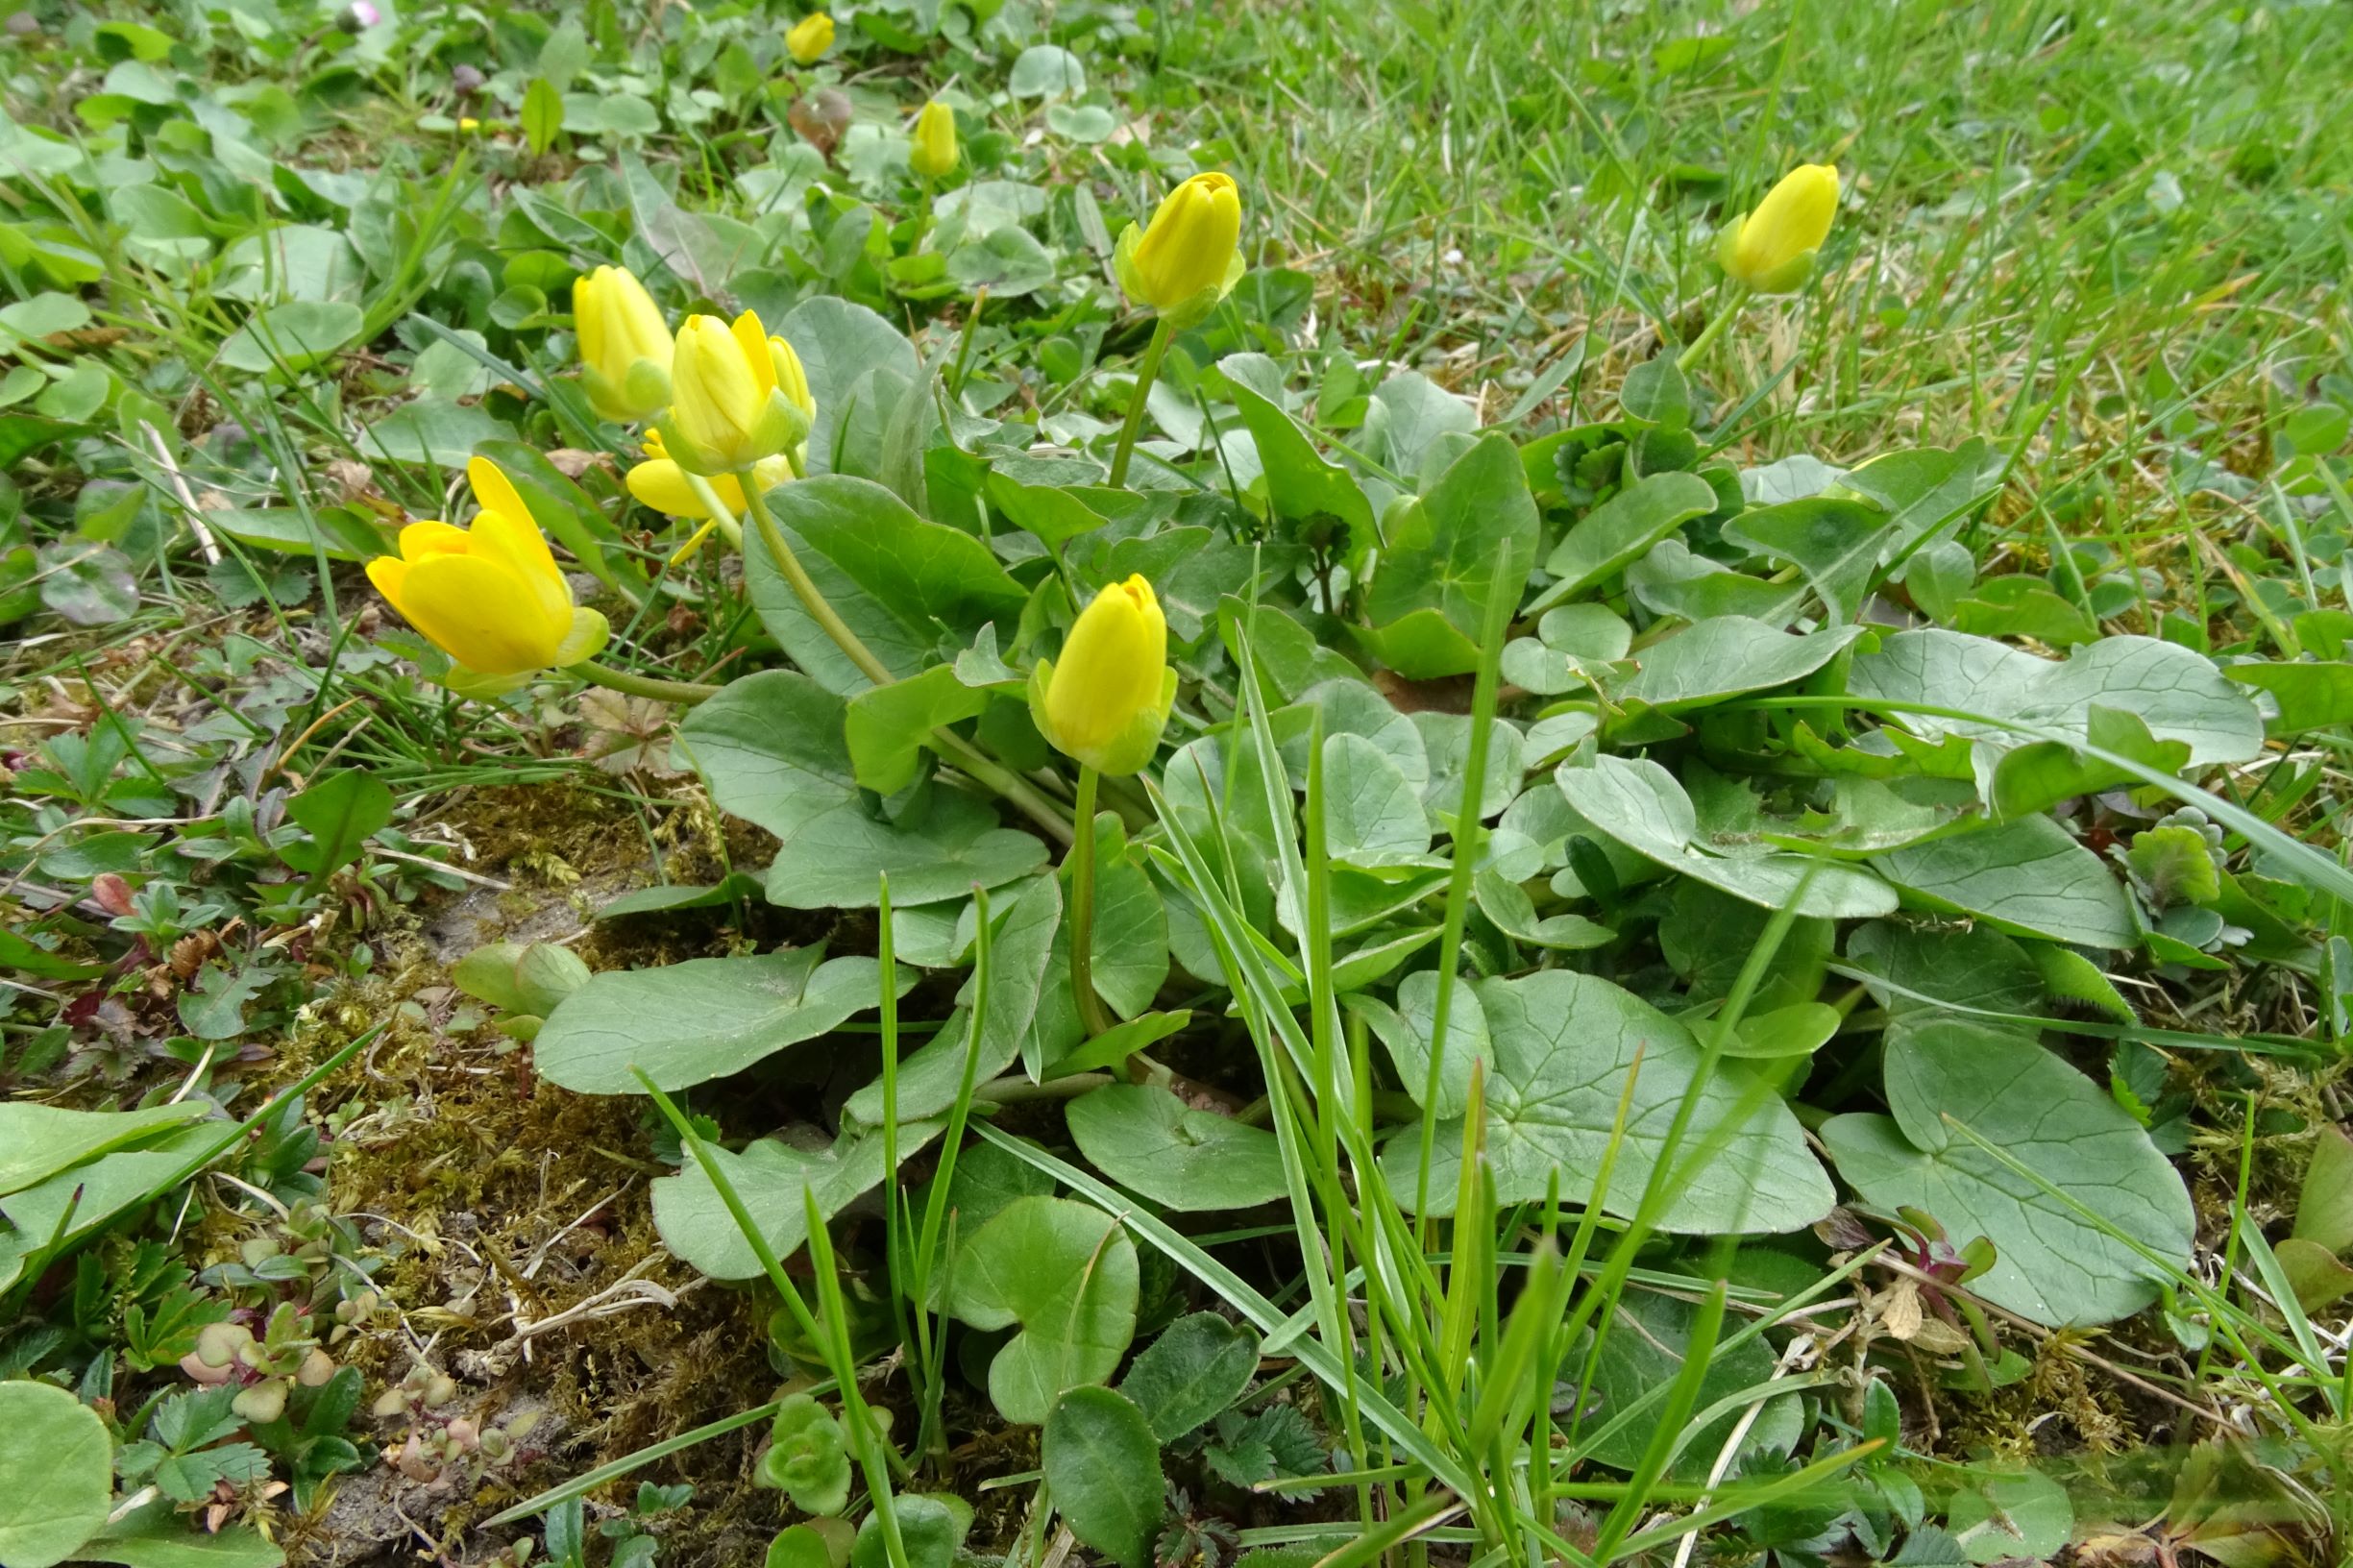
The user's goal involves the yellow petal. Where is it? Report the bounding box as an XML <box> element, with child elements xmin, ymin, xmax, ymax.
<box><xmin>772</xmin><ymin>335</ymin><xmax>814</xmax><ymax>417</ymax></box>
<box><xmin>1728</xmin><ymin>163</ymin><xmax>1839</xmax><ymax>285</ymax></box>
<box><xmin>573</xmin><ymin>272</ymin><xmax>606</xmax><ymax>372</ymax></box>
<box><xmin>627</xmin><ymin>458</ymin><xmax>747</xmax><ymax>519</ymax></box>
<box><xmin>667</xmin><ymin>520</ymin><xmax>720</xmax><ymax>566</ymax></box>
<box><xmin>467</xmin><ymin>457</ymin><xmax>531</xmax><ymax>533</ymax></box>
<box><xmin>397</xmin><ymin>520</ymin><xmax>469</xmax><ymax>560</ymax></box>
<box><xmin>910</xmin><ymin>100</ymin><xmax>959</xmax><ymax>178</ymax></box>
<box><xmin>466</xmin><ymin>507</ymin><xmax>573</xmax><ymax>646</ymax></box>
<box><xmin>365</xmin><ymin>554</ymin><xmax>410</xmax><ymax>619</ymax></box>
<box><xmin>1045</xmin><ymin>576</ymin><xmax>1167</xmax><ymax>754</ymax></box>
<box><xmin>732</xmin><ymin>310</ymin><xmax>777</xmax><ymax>401</ymax></box>
<box><xmin>1131</xmin><ymin>172</ymin><xmax>1240</xmax><ymax>309</ymax></box>
<box><xmin>786</xmin><ymin>12</ymin><xmax>833</xmax><ymax>63</ymax></box>
<box><xmin>606</xmin><ymin>266</ymin><xmax>672</xmax><ymax>368</ymax></box>
<box><xmin>672</xmin><ymin>313</ymin><xmax>761</xmax><ymax>463</ymax></box>
<box><xmin>397</xmin><ymin>552</ymin><xmax>566</xmax><ymax>674</ymax></box>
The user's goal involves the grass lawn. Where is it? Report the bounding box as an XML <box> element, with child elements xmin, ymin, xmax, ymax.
<box><xmin>4</xmin><ymin>1</ymin><xmax>2352</xmax><ymax>1565</ymax></box>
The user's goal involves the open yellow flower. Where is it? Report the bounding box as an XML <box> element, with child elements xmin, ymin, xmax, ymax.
<box><xmin>574</xmin><ymin>265</ymin><xmax>673</xmax><ymax>423</ymax></box>
<box><xmin>1028</xmin><ymin>576</ymin><xmax>1176</xmax><ymax>775</ymax></box>
<box><xmin>1717</xmin><ymin>163</ymin><xmax>1841</xmax><ymax>294</ymax></box>
<box><xmin>909</xmin><ymin>99</ymin><xmax>959</xmax><ymax>179</ymax></box>
<box><xmin>660</xmin><ymin>310</ymin><xmax>817</xmax><ymax>476</ymax></box>
<box><xmin>786</xmin><ymin>12</ymin><xmax>833</xmax><ymax>63</ymax></box>
<box><xmin>1115</xmin><ymin>172</ymin><xmax>1243</xmax><ymax>325</ymax></box>
<box><xmin>365</xmin><ymin>457</ymin><xmax>607</xmax><ymax>688</ymax></box>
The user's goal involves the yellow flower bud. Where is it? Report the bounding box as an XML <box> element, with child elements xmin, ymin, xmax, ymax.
<box><xmin>661</xmin><ymin>310</ymin><xmax>816</xmax><ymax>476</ymax></box>
<box><xmin>909</xmin><ymin>99</ymin><xmax>959</xmax><ymax>179</ymax></box>
<box><xmin>365</xmin><ymin>457</ymin><xmax>606</xmax><ymax>682</ymax></box>
<box><xmin>1116</xmin><ymin>172</ymin><xmax>1242</xmax><ymax>321</ymax></box>
<box><xmin>625</xmin><ymin>429</ymin><xmax>790</xmax><ymax>518</ymax></box>
<box><xmin>574</xmin><ymin>265</ymin><xmax>673</xmax><ymax>423</ymax></box>
<box><xmin>1029</xmin><ymin>576</ymin><xmax>1176</xmax><ymax>775</ymax></box>
<box><xmin>1717</xmin><ymin>162</ymin><xmax>1840</xmax><ymax>294</ymax></box>
<box><xmin>786</xmin><ymin>12</ymin><xmax>834</xmax><ymax>64</ymax></box>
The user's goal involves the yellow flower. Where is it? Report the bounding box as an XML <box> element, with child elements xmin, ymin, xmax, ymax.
<box><xmin>909</xmin><ymin>99</ymin><xmax>959</xmax><ymax>179</ymax></box>
<box><xmin>457</xmin><ymin>117</ymin><xmax>480</xmax><ymax>133</ymax></box>
<box><xmin>573</xmin><ymin>265</ymin><xmax>674</xmax><ymax>423</ymax></box>
<box><xmin>366</xmin><ymin>457</ymin><xmax>607</xmax><ymax>684</ymax></box>
<box><xmin>786</xmin><ymin>12</ymin><xmax>833</xmax><ymax>64</ymax></box>
<box><xmin>1028</xmin><ymin>576</ymin><xmax>1176</xmax><ymax>776</ymax></box>
<box><xmin>625</xmin><ymin>429</ymin><xmax>790</xmax><ymax>519</ymax></box>
<box><xmin>1717</xmin><ymin>162</ymin><xmax>1840</xmax><ymax>294</ymax></box>
<box><xmin>1115</xmin><ymin>172</ymin><xmax>1243</xmax><ymax>323</ymax></box>
<box><xmin>661</xmin><ymin>310</ymin><xmax>817</xmax><ymax>476</ymax></box>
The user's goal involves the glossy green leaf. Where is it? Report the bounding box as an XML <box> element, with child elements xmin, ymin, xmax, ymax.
<box><xmin>1042</xmin><ymin>1386</ymin><xmax>1164</xmax><ymax>1568</ymax></box>
<box><xmin>1065</xmin><ymin>1084</ymin><xmax>1287</xmax><ymax>1212</ymax></box>
<box><xmin>1386</xmin><ymin>969</ymin><xmax>1834</xmax><ymax>1235</ymax></box>
<box><xmin>650</xmin><ymin>1121</ymin><xmax>942</xmax><ymax>1280</ymax></box>
<box><xmin>1875</xmin><ymin>816</ymin><xmax>2136</xmax><ymax>948</ymax></box>
<box><xmin>1556</xmin><ymin>754</ymin><xmax>1898</xmax><ymax>918</ymax></box>
<box><xmin>1534</xmin><ymin>471</ymin><xmax>1718</xmax><ymax>607</ymax></box>
<box><xmin>1620</xmin><ymin>617</ymin><xmax>1863</xmax><ymax>711</ymax></box>
<box><xmin>945</xmin><ymin>1196</ymin><xmax>1140</xmax><ymax>1424</ymax></box>
<box><xmin>1361</xmin><ymin>433</ymin><xmax>1539</xmax><ymax>677</ymax></box>
<box><xmin>843</xmin><ymin>875</ymin><xmax>1062</xmax><ymax>1127</ymax></box>
<box><xmin>745</xmin><ymin>477</ymin><xmax>1024</xmax><ymax>695</ymax></box>
<box><xmin>1852</xmin><ymin>630</ymin><xmax>2264</xmax><ymax>767</ymax></box>
<box><xmin>1821</xmin><ymin>1019</ymin><xmax>2194</xmax><ymax>1325</ymax></box>
<box><xmin>0</xmin><ymin>1380</ymin><xmax>112</xmax><ymax>1568</ymax></box>
<box><xmin>535</xmin><ymin>948</ymin><xmax>906</xmax><ymax>1093</ymax></box>
<box><xmin>845</xmin><ymin>663</ymin><xmax>990</xmax><ymax>795</ymax></box>
<box><xmin>0</xmin><ymin>1100</ymin><xmax>208</xmax><ymax>1197</ymax></box>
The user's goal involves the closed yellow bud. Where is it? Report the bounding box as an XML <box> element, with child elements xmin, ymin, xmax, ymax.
<box><xmin>662</xmin><ymin>310</ymin><xmax>817</xmax><ymax>476</ymax></box>
<box><xmin>1029</xmin><ymin>576</ymin><xmax>1175</xmax><ymax>775</ymax></box>
<box><xmin>909</xmin><ymin>99</ymin><xmax>959</xmax><ymax>180</ymax></box>
<box><xmin>573</xmin><ymin>264</ymin><xmax>673</xmax><ymax>422</ymax></box>
<box><xmin>365</xmin><ymin>457</ymin><xmax>606</xmax><ymax>682</ymax></box>
<box><xmin>1717</xmin><ymin>162</ymin><xmax>1840</xmax><ymax>294</ymax></box>
<box><xmin>625</xmin><ymin>429</ymin><xmax>790</xmax><ymax>518</ymax></box>
<box><xmin>1116</xmin><ymin>172</ymin><xmax>1242</xmax><ymax>321</ymax></box>
<box><xmin>786</xmin><ymin>12</ymin><xmax>833</xmax><ymax>64</ymax></box>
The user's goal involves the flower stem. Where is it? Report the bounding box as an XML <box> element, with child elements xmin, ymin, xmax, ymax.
<box><xmin>567</xmin><ymin>660</ymin><xmax>721</xmax><ymax>704</ymax></box>
<box><xmin>742</xmin><ymin>478</ymin><xmax>896</xmax><ymax>687</ymax></box>
<box><xmin>935</xmin><ymin>731</ymin><xmax>1074</xmax><ymax>846</ymax></box>
<box><xmin>1066</xmin><ymin>765</ymin><xmax>1116</xmax><ymax>1038</ymax></box>
<box><xmin>1675</xmin><ymin>283</ymin><xmax>1751</xmax><ymax>373</ymax></box>
<box><xmin>677</xmin><ymin>472</ymin><xmax>745</xmax><ymax>551</ymax></box>
<box><xmin>1107</xmin><ymin>315</ymin><xmax>1175</xmax><ymax>488</ymax></box>
<box><xmin>735</xmin><ymin>471</ymin><xmax>1073</xmax><ymax>844</ymax></box>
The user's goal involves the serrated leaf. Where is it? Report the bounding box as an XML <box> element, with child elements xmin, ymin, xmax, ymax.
<box><xmin>1118</xmin><ymin>1312</ymin><xmax>1259</xmax><ymax>1441</ymax></box>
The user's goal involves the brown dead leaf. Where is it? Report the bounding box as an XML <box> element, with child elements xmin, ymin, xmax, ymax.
<box><xmin>321</xmin><ymin>458</ymin><xmax>379</xmax><ymax>502</ymax></box>
<box><xmin>789</xmin><ymin>87</ymin><xmax>853</xmax><ymax>158</ymax></box>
